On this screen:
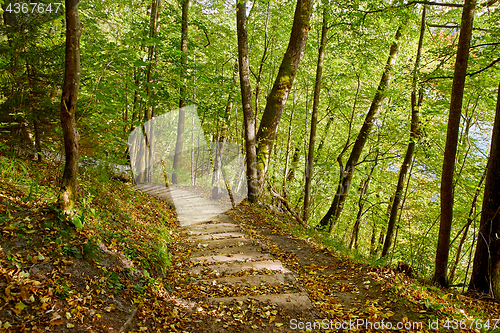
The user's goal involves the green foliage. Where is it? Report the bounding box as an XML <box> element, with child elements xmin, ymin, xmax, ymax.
<box><xmin>83</xmin><ymin>239</ymin><xmax>102</xmax><ymax>262</ymax></box>
<box><xmin>0</xmin><ymin>0</ymin><xmax>498</xmax><ymax>292</ymax></box>
<box><xmin>62</xmin><ymin>244</ymin><xmax>82</xmax><ymax>258</ymax></box>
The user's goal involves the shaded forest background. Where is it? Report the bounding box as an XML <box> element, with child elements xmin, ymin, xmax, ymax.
<box><xmin>1</xmin><ymin>0</ymin><xmax>500</xmax><ymax>295</ymax></box>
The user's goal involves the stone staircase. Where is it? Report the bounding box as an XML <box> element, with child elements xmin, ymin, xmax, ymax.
<box><xmin>133</xmin><ymin>183</ymin><xmax>312</xmax><ymax>315</ymax></box>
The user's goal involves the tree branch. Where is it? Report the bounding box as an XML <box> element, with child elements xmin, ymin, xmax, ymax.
<box><xmin>268</xmin><ymin>181</ymin><xmax>306</xmax><ymax>227</ymax></box>
<box><xmin>423</xmin><ymin>57</ymin><xmax>500</xmax><ymax>82</ymax></box>
<box><xmin>408</xmin><ymin>1</ymin><xmax>463</xmax><ymax>7</ymax></box>
<box><xmin>426</xmin><ymin>23</ymin><xmax>489</xmax><ymax>31</ymax></box>
<box><xmin>360</xmin><ymin>0</ymin><xmax>463</xmax><ymax>15</ymax></box>
<box><xmin>468</xmin><ymin>57</ymin><xmax>500</xmax><ymax>76</ymax></box>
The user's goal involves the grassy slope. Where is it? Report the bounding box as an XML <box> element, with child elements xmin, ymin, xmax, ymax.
<box><xmin>0</xmin><ymin>155</ymin><xmax>180</xmax><ymax>331</ymax></box>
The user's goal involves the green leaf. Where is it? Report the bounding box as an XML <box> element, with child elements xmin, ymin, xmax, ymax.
<box><xmin>16</xmin><ymin>301</ymin><xmax>27</xmax><ymax>312</ymax></box>
<box><xmin>72</xmin><ymin>215</ymin><xmax>84</xmax><ymax>231</ymax></box>
<box><xmin>133</xmin><ymin>60</ymin><xmax>147</xmax><ymax>67</ymax></box>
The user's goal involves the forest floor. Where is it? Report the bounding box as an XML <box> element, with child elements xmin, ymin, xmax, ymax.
<box><xmin>1</xmin><ymin>155</ymin><xmax>500</xmax><ymax>332</ymax></box>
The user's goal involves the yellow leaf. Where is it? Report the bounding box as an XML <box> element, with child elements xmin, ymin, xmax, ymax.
<box><xmin>384</xmin><ymin>311</ymin><xmax>395</xmax><ymax>318</ymax></box>
<box><xmin>20</xmin><ymin>286</ymin><xmax>30</xmax><ymax>301</ymax></box>
<box><xmin>12</xmin><ymin>301</ymin><xmax>27</xmax><ymax>315</ymax></box>
<box><xmin>67</xmin><ymin>323</ymin><xmax>75</xmax><ymax>328</ymax></box>
<box><xmin>251</xmin><ymin>325</ymin><xmax>258</xmax><ymax>329</ymax></box>
<box><xmin>275</xmin><ymin>323</ymin><xmax>283</xmax><ymax>327</ymax></box>
<box><xmin>50</xmin><ymin>314</ymin><xmax>64</xmax><ymax>325</ymax></box>
<box><xmin>104</xmin><ymin>304</ymin><xmax>115</xmax><ymax>312</ymax></box>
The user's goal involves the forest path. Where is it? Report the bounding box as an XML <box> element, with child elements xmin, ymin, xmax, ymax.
<box><xmin>133</xmin><ymin>184</ymin><xmax>314</xmax><ymax>330</ymax></box>
<box><xmin>133</xmin><ymin>184</ymin><xmax>423</xmax><ymax>332</ymax></box>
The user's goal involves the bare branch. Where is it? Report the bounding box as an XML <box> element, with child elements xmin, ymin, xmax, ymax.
<box><xmin>470</xmin><ymin>42</ymin><xmax>500</xmax><ymax>49</ymax></box>
<box><xmin>427</xmin><ymin>23</ymin><xmax>490</xmax><ymax>31</ymax></box>
<box><xmin>408</xmin><ymin>1</ymin><xmax>463</xmax><ymax>7</ymax></box>
<box><xmin>360</xmin><ymin>0</ymin><xmax>463</xmax><ymax>15</ymax></box>
<box><xmin>468</xmin><ymin>57</ymin><xmax>500</xmax><ymax>76</ymax></box>
<box><xmin>423</xmin><ymin>57</ymin><xmax>500</xmax><ymax>82</ymax></box>
<box><xmin>268</xmin><ymin>182</ymin><xmax>306</xmax><ymax>227</ymax></box>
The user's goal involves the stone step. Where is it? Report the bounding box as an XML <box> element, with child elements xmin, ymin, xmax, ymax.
<box><xmin>193</xmin><ymin>273</ymin><xmax>297</xmax><ymax>288</ymax></box>
<box><xmin>189</xmin><ymin>231</ymin><xmax>247</xmax><ymax>242</ymax></box>
<box><xmin>184</xmin><ymin>224</ymin><xmax>241</xmax><ymax>235</ymax></box>
<box><xmin>189</xmin><ymin>260</ymin><xmax>290</xmax><ymax>275</ymax></box>
<box><xmin>182</xmin><ymin>222</ymin><xmax>238</xmax><ymax>230</ymax></box>
<box><xmin>195</xmin><ymin>237</ymin><xmax>254</xmax><ymax>249</ymax></box>
<box><xmin>192</xmin><ymin>245</ymin><xmax>263</xmax><ymax>256</ymax></box>
<box><xmin>190</xmin><ymin>251</ymin><xmax>271</xmax><ymax>264</ymax></box>
<box><xmin>205</xmin><ymin>292</ymin><xmax>312</xmax><ymax>312</ymax></box>
<box><xmin>178</xmin><ymin>216</ymin><xmax>222</xmax><ymax>226</ymax></box>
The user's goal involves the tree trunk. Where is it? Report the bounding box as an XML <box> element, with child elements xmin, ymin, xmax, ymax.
<box><xmin>369</xmin><ymin>223</ymin><xmax>377</xmax><ymax>255</ymax></box>
<box><xmin>33</xmin><ymin>115</ymin><xmax>42</xmax><ymax>162</ymax></box>
<box><xmin>254</xmin><ymin>0</ymin><xmax>312</xmax><ymax>195</ymax></box>
<box><xmin>282</xmin><ymin>92</ymin><xmax>296</xmax><ymax>194</ymax></box>
<box><xmin>286</xmin><ymin>147</ymin><xmax>300</xmax><ymax>183</ymax></box>
<box><xmin>449</xmin><ymin>170</ymin><xmax>485</xmax><ymax>284</ymax></box>
<box><xmin>303</xmin><ymin>4</ymin><xmax>328</xmax><ymax>223</ymax></box>
<box><xmin>433</xmin><ymin>0</ymin><xmax>475</xmax><ymax>287</ymax></box>
<box><xmin>319</xmin><ymin>26</ymin><xmax>403</xmax><ymax>231</ymax></box>
<box><xmin>236</xmin><ymin>0</ymin><xmax>258</xmax><ymax>202</ymax></box>
<box><xmin>25</xmin><ymin>57</ymin><xmax>42</xmax><ymax>162</ymax></box>
<box><xmin>382</xmin><ymin>8</ymin><xmax>426</xmax><ymax>257</ymax></box>
<box><xmin>59</xmin><ymin>0</ymin><xmax>82</xmax><ymax>215</ymax></box>
<box><xmin>141</xmin><ymin>0</ymin><xmax>160</xmax><ymax>183</ymax></box>
<box><xmin>349</xmin><ymin>152</ymin><xmax>378</xmax><ymax>250</ymax></box>
<box><xmin>315</xmin><ymin>115</ymin><xmax>333</xmax><ymax>163</ymax></box>
<box><xmin>145</xmin><ymin>0</ymin><xmax>160</xmax><ymax>122</ymax></box>
<box><xmin>172</xmin><ymin>0</ymin><xmax>189</xmax><ymax>184</ymax></box>
<box><xmin>468</xmin><ymin>80</ymin><xmax>500</xmax><ymax>297</ymax></box>
<box><xmin>254</xmin><ymin>0</ymin><xmax>270</xmax><ymax>126</ymax></box>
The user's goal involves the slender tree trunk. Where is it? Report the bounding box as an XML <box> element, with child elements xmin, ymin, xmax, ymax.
<box><xmin>370</xmin><ymin>223</ymin><xmax>377</xmax><ymax>255</ymax></box>
<box><xmin>130</xmin><ymin>70</ymin><xmax>140</xmax><ymax>131</ymax></box>
<box><xmin>286</xmin><ymin>147</ymin><xmax>300</xmax><ymax>183</ymax></box>
<box><xmin>468</xmin><ymin>80</ymin><xmax>500</xmax><ymax>297</ymax></box>
<box><xmin>172</xmin><ymin>0</ymin><xmax>189</xmax><ymax>184</ymax></box>
<box><xmin>315</xmin><ymin>114</ymin><xmax>333</xmax><ymax>163</ymax></box>
<box><xmin>303</xmin><ymin>4</ymin><xmax>328</xmax><ymax>223</ymax></box>
<box><xmin>282</xmin><ymin>92</ymin><xmax>296</xmax><ymax>193</ymax></box>
<box><xmin>433</xmin><ymin>0</ymin><xmax>475</xmax><ymax>287</ymax></box>
<box><xmin>142</xmin><ymin>0</ymin><xmax>160</xmax><ymax>183</ymax></box>
<box><xmin>213</xmin><ymin>63</ymin><xmax>237</xmax><ymax>188</ymax></box>
<box><xmin>25</xmin><ymin>57</ymin><xmax>43</xmax><ymax>162</ymax></box>
<box><xmin>319</xmin><ymin>26</ymin><xmax>403</xmax><ymax>231</ymax></box>
<box><xmin>191</xmin><ymin>115</ymin><xmax>195</xmax><ymax>185</ymax></box>
<box><xmin>449</xmin><ymin>170</ymin><xmax>485</xmax><ymax>284</ymax></box>
<box><xmin>382</xmin><ymin>8</ymin><xmax>426</xmax><ymax>257</ymax></box>
<box><xmin>254</xmin><ymin>0</ymin><xmax>270</xmax><ymax>126</ymax></box>
<box><xmin>349</xmin><ymin>152</ymin><xmax>378</xmax><ymax>250</ymax></box>
<box><xmin>33</xmin><ymin>115</ymin><xmax>42</xmax><ymax>162</ymax></box>
<box><xmin>145</xmin><ymin>0</ymin><xmax>160</xmax><ymax>120</ymax></box>
<box><xmin>237</xmin><ymin>0</ymin><xmax>258</xmax><ymax>202</ymax></box>
<box><xmin>254</xmin><ymin>0</ymin><xmax>312</xmax><ymax>195</ymax></box>
<box><xmin>59</xmin><ymin>0</ymin><xmax>82</xmax><ymax>215</ymax></box>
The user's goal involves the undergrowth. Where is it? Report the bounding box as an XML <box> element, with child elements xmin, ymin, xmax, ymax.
<box><xmin>246</xmin><ymin>202</ymin><xmax>500</xmax><ymax>332</ymax></box>
<box><xmin>0</xmin><ymin>155</ymin><xmax>175</xmax><ymax>275</ymax></box>
<box><xmin>0</xmin><ymin>154</ymin><xmax>178</xmax><ymax>331</ymax></box>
